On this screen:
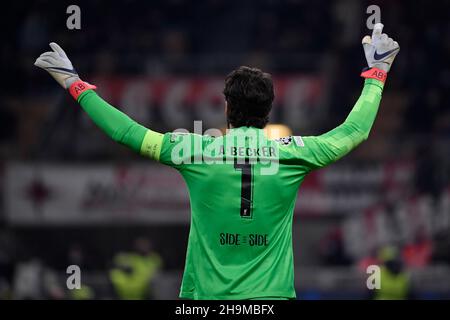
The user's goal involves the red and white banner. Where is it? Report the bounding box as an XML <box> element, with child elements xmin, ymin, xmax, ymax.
<box><xmin>4</xmin><ymin>163</ymin><xmax>189</xmax><ymax>225</ymax></box>
<box><xmin>4</xmin><ymin>162</ymin><xmax>414</xmax><ymax>225</ymax></box>
<box><xmin>90</xmin><ymin>76</ymin><xmax>324</xmax><ymax>131</ymax></box>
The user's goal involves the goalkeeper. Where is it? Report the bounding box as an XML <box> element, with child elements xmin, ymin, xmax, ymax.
<box><xmin>35</xmin><ymin>23</ymin><xmax>399</xmax><ymax>300</ymax></box>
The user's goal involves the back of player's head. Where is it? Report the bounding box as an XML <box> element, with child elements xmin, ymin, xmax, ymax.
<box><xmin>223</xmin><ymin>66</ymin><xmax>274</xmax><ymax>129</ymax></box>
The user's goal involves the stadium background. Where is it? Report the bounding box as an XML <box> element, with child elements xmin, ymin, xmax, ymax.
<box><xmin>1</xmin><ymin>0</ymin><xmax>450</xmax><ymax>299</ymax></box>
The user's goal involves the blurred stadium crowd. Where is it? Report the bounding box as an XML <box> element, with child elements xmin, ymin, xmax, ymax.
<box><xmin>1</xmin><ymin>0</ymin><xmax>450</xmax><ymax>299</ymax></box>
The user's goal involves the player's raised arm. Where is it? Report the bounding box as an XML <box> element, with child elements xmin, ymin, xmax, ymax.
<box><xmin>34</xmin><ymin>42</ymin><xmax>163</xmax><ymax>160</ymax></box>
<box><xmin>300</xmin><ymin>23</ymin><xmax>400</xmax><ymax>169</ymax></box>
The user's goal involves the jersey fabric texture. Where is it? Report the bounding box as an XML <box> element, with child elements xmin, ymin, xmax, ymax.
<box><xmin>76</xmin><ymin>78</ymin><xmax>384</xmax><ymax>299</ymax></box>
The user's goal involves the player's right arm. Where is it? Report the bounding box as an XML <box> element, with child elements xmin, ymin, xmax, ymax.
<box><xmin>298</xmin><ymin>77</ymin><xmax>383</xmax><ymax>169</ymax></box>
<box><xmin>34</xmin><ymin>42</ymin><xmax>165</xmax><ymax>161</ymax></box>
<box><xmin>287</xmin><ymin>23</ymin><xmax>399</xmax><ymax>170</ymax></box>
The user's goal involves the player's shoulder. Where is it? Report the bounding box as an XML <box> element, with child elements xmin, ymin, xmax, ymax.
<box><xmin>159</xmin><ymin>132</ymin><xmax>214</xmax><ymax>168</ymax></box>
<box><xmin>271</xmin><ymin>135</ymin><xmax>314</xmax><ymax>164</ymax></box>
<box><xmin>272</xmin><ymin>135</ymin><xmax>305</xmax><ymax>149</ymax></box>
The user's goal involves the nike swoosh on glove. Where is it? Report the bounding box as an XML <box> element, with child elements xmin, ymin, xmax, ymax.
<box><xmin>362</xmin><ymin>23</ymin><xmax>400</xmax><ymax>73</ymax></box>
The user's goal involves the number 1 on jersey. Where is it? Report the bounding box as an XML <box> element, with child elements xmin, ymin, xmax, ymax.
<box><xmin>234</xmin><ymin>159</ymin><xmax>253</xmax><ymax>219</ymax></box>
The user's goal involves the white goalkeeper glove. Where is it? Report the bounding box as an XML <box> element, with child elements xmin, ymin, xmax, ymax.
<box><xmin>362</xmin><ymin>23</ymin><xmax>400</xmax><ymax>73</ymax></box>
<box><xmin>34</xmin><ymin>42</ymin><xmax>80</xmax><ymax>89</ymax></box>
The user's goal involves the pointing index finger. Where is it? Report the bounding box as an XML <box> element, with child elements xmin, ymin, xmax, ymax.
<box><xmin>372</xmin><ymin>23</ymin><xmax>384</xmax><ymax>37</ymax></box>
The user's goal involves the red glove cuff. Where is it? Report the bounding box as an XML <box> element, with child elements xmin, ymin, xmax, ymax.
<box><xmin>69</xmin><ymin>80</ymin><xmax>97</xmax><ymax>100</ymax></box>
<box><xmin>360</xmin><ymin>67</ymin><xmax>387</xmax><ymax>83</ymax></box>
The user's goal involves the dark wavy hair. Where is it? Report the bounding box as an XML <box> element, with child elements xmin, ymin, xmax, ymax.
<box><xmin>223</xmin><ymin>66</ymin><xmax>274</xmax><ymax>129</ymax></box>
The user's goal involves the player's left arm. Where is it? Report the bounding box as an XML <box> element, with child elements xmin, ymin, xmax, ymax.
<box><xmin>300</xmin><ymin>23</ymin><xmax>399</xmax><ymax>169</ymax></box>
<box><xmin>34</xmin><ymin>42</ymin><xmax>164</xmax><ymax>160</ymax></box>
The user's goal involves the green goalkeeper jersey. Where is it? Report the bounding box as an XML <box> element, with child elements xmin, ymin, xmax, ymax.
<box><xmin>76</xmin><ymin>78</ymin><xmax>384</xmax><ymax>299</ymax></box>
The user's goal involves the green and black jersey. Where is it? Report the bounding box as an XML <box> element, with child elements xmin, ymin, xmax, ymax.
<box><xmin>76</xmin><ymin>78</ymin><xmax>384</xmax><ymax>299</ymax></box>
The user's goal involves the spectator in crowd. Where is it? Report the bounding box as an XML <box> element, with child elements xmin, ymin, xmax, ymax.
<box><xmin>12</xmin><ymin>257</ymin><xmax>64</xmax><ymax>299</ymax></box>
<box><xmin>109</xmin><ymin>237</ymin><xmax>162</xmax><ymax>300</ymax></box>
<box><xmin>319</xmin><ymin>227</ymin><xmax>352</xmax><ymax>266</ymax></box>
<box><xmin>372</xmin><ymin>246</ymin><xmax>413</xmax><ymax>300</ymax></box>
<box><xmin>66</xmin><ymin>243</ymin><xmax>95</xmax><ymax>300</ymax></box>
<box><xmin>402</xmin><ymin>229</ymin><xmax>433</xmax><ymax>269</ymax></box>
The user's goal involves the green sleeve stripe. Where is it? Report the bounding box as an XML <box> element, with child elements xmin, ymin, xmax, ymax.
<box><xmin>140</xmin><ymin>130</ymin><xmax>164</xmax><ymax>161</ymax></box>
